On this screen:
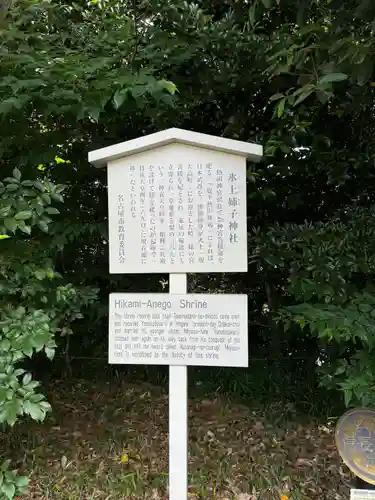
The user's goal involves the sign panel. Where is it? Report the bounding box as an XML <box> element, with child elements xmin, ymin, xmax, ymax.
<box><xmin>107</xmin><ymin>143</ymin><xmax>247</xmax><ymax>274</ymax></box>
<box><xmin>109</xmin><ymin>293</ymin><xmax>248</xmax><ymax>367</ymax></box>
<box><xmin>351</xmin><ymin>490</ymin><xmax>375</xmax><ymax>499</ymax></box>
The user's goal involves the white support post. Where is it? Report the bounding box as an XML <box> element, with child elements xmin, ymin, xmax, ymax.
<box><xmin>169</xmin><ymin>273</ymin><xmax>188</xmax><ymax>500</ymax></box>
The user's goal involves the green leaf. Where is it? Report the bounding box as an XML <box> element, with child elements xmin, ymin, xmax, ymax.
<box><xmin>344</xmin><ymin>389</ymin><xmax>353</xmax><ymax>407</ymax></box>
<box><xmin>23</xmin><ymin>380</ymin><xmax>40</xmax><ymax>391</ymax></box>
<box><xmin>14</xmin><ymin>475</ymin><xmax>28</xmax><ymax>488</ymax></box>
<box><xmin>159</xmin><ymin>79</ymin><xmax>177</xmax><ymax>95</ymax></box>
<box><xmin>45</xmin><ymin>347</ymin><xmax>55</xmax><ymax>360</ymax></box>
<box><xmin>50</xmin><ymin>192</ymin><xmax>64</xmax><ymax>202</ymax></box>
<box><xmin>356</xmin><ymin>58</ymin><xmax>374</xmax><ymax>86</ymax></box>
<box><xmin>316</xmin><ymin>90</ymin><xmax>334</xmax><ymax>104</ymax></box>
<box><xmin>248</xmin><ymin>2</ymin><xmax>257</xmax><ymax>24</ymax></box>
<box><xmin>18</xmin><ymin>224</ymin><xmax>31</xmax><ymax>235</ymax></box>
<box><xmin>34</xmin><ymin>203</ymin><xmax>44</xmax><ymax>216</ymax></box>
<box><xmin>22</xmin><ymin>373</ymin><xmax>32</xmax><ymax>386</ymax></box>
<box><xmin>39</xmin><ymin>401</ymin><xmax>52</xmax><ymax>411</ymax></box>
<box><xmin>5</xmin><ymin>184</ymin><xmax>18</xmax><ymax>192</ymax></box>
<box><xmin>264</xmin><ymin>254</ymin><xmax>280</xmax><ymax>266</ymax></box>
<box><xmin>4</xmin><ymin>219</ymin><xmax>17</xmax><ymax>233</ymax></box>
<box><xmin>0</xmin><ymin>339</ymin><xmax>11</xmax><ymax>351</ymax></box>
<box><xmin>23</xmin><ymin>343</ymin><xmax>33</xmax><ymax>357</ymax></box>
<box><xmin>14</xmin><ymin>211</ymin><xmax>32</xmax><ymax>220</ymax></box>
<box><xmin>35</xmin><ymin>270</ymin><xmax>45</xmax><ymax>280</ymax></box>
<box><xmin>21</xmin><ymin>180</ymin><xmax>34</xmax><ymax>187</ymax></box>
<box><xmin>276</xmin><ymin>97</ymin><xmax>286</xmax><ymax>117</ymax></box>
<box><xmin>130</xmin><ymin>84</ymin><xmax>148</xmax><ymax>99</ymax></box>
<box><xmin>4</xmin><ymin>472</ymin><xmax>16</xmax><ymax>483</ymax></box>
<box><xmin>293</xmin><ymin>89</ymin><xmax>314</xmax><ymax>106</ymax></box>
<box><xmin>40</xmin><ymin>193</ymin><xmax>51</xmax><ymax>205</ymax></box>
<box><xmin>269</xmin><ymin>93</ymin><xmax>284</xmax><ymax>102</ymax></box>
<box><xmin>319</xmin><ymin>73</ymin><xmax>348</xmax><ymax>84</ymax></box>
<box><xmin>113</xmin><ymin>89</ymin><xmax>128</xmax><ymax>109</ymax></box>
<box><xmin>0</xmin><ymin>206</ymin><xmax>11</xmax><ymax>218</ymax></box>
<box><xmin>2</xmin><ymin>400</ymin><xmax>22</xmax><ymax>426</ymax></box>
<box><xmin>45</xmin><ymin>207</ymin><xmax>60</xmax><ymax>215</ymax></box>
<box><xmin>29</xmin><ymin>393</ymin><xmax>44</xmax><ymax>403</ymax></box>
<box><xmin>1</xmin><ymin>481</ymin><xmax>16</xmax><ymax>499</ymax></box>
<box><xmin>12</xmin><ymin>168</ymin><xmax>21</xmax><ymax>181</ymax></box>
<box><xmin>23</xmin><ymin>400</ymin><xmax>46</xmax><ymax>421</ymax></box>
<box><xmin>33</xmin><ymin>181</ymin><xmax>45</xmax><ymax>192</ymax></box>
<box><xmin>0</xmin><ymin>98</ymin><xmax>23</xmax><ymax>116</ymax></box>
<box><xmin>0</xmin><ymin>461</ymin><xmax>11</xmax><ymax>472</ymax></box>
<box><xmin>88</xmin><ymin>107</ymin><xmax>101</xmax><ymax>122</ymax></box>
<box><xmin>38</xmin><ymin>221</ymin><xmax>49</xmax><ymax>233</ymax></box>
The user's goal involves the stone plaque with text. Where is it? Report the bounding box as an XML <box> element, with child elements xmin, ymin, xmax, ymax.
<box><xmin>109</xmin><ymin>293</ymin><xmax>248</xmax><ymax>367</ymax></box>
<box><xmin>107</xmin><ymin>142</ymin><xmax>247</xmax><ymax>274</ymax></box>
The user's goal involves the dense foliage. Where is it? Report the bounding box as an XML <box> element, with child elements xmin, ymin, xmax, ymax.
<box><xmin>1</xmin><ymin>0</ymin><xmax>375</xmax><ymax>495</ymax></box>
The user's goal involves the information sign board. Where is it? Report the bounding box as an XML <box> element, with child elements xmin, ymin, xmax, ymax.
<box><xmin>351</xmin><ymin>490</ymin><xmax>375</xmax><ymax>499</ymax></box>
<box><xmin>109</xmin><ymin>293</ymin><xmax>248</xmax><ymax>367</ymax></box>
<box><xmin>107</xmin><ymin>143</ymin><xmax>247</xmax><ymax>274</ymax></box>
<box><xmin>89</xmin><ymin>128</ymin><xmax>262</xmax><ymax>500</ymax></box>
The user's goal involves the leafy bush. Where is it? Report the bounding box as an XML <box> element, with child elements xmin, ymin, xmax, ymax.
<box><xmin>0</xmin><ymin>168</ymin><xmax>98</xmax><ymax>497</ymax></box>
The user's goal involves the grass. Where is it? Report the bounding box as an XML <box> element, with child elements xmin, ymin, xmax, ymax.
<box><xmin>2</xmin><ymin>378</ymin><xmax>352</xmax><ymax>499</ymax></box>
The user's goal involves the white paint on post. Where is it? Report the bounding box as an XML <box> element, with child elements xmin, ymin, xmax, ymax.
<box><xmin>169</xmin><ymin>273</ymin><xmax>188</xmax><ymax>500</ymax></box>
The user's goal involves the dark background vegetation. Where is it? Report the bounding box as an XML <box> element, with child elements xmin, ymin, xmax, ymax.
<box><xmin>2</xmin><ymin>0</ymin><xmax>375</xmax><ymax>408</ymax></box>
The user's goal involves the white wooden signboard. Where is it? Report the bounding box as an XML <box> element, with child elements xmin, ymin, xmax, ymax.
<box><xmin>351</xmin><ymin>490</ymin><xmax>375</xmax><ymax>499</ymax></box>
<box><xmin>88</xmin><ymin>128</ymin><xmax>263</xmax><ymax>500</ymax></box>
<box><xmin>89</xmin><ymin>128</ymin><xmax>262</xmax><ymax>274</ymax></box>
<box><xmin>109</xmin><ymin>293</ymin><xmax>248</xmax><ymax>367</ymax></box>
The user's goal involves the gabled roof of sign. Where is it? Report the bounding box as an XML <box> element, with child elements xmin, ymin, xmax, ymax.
<box><xmin>88</xmin><ymin>128</ymin><xmax>263</xmax><ymax>167</ymax></box>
